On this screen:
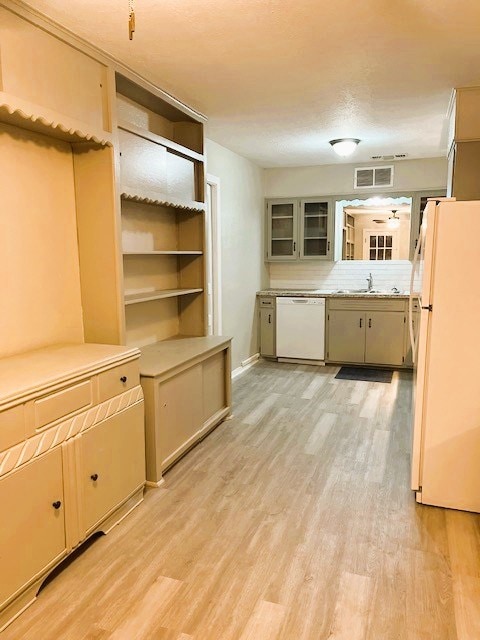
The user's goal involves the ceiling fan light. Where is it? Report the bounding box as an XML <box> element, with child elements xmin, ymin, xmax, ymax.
<box><xmin>329</xmin><ymin>138</ymin><xmax>361</xmax><ymax>157</ymax></box>
<box><xmin>387</xmin><ymin>210</ymin><xmax>401</xmax><ymax>229</ymax></box>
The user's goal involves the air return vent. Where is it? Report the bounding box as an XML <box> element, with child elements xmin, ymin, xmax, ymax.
<box><xmin>371</xmin><ymin>154</ymin><xmax>408</xmax><ymax>160</ymax></box>
<box><xmin>354</xmin><ymin>165</ymin><xmax>394</xmax><ymax>189</ymax></box>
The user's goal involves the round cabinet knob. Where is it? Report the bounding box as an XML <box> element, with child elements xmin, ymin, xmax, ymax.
<box><xmin>52</xmin><ymin>501</ymin><xmax>62</xmax><ymax>510</ymax></box>
<box><xmin>90</xmin><ymin>473</ymin><xmax>99</xmax><ymax>481</ymax></box>
<box><xmin>120</xmin><ymin>376</ymin><xmax>127</xmax><ymax>383</ymax></box>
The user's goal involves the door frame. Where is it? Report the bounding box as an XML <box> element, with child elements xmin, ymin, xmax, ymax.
<box><xmin>206</xmin><ymin>174</ymin><xmax>223</xmax><ymax>335</ymax></box>
<box><xmin>362</xmin><ymin>228</ymin><xmax>400</xmax><ymax>260</ymax></box>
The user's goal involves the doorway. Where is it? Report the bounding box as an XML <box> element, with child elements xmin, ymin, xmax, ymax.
<box><xmin>206</xmin><ymin>174</ymin><xmax>222</xmax><ymax>335</ymax></box>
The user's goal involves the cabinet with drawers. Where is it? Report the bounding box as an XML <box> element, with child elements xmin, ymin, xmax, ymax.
<box><xmin>0</xmin><ymin>344</ymin><xmax>146</xmax><ymax>632</ymax></box>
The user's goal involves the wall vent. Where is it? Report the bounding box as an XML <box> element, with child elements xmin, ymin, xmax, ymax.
<box><xmin>354</xmin><ymin>165</ymin><xmax>394</xmax><ymax>189</ymax></box>
<box><xmin>371</xmin><ymin>154</ymin><xmax>408</xmax><ymax>160</ymax></box>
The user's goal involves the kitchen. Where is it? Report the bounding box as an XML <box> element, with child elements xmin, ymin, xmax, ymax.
<box><xmin>1</xmin><ymin>1</ymin><xmax>480</xmax><ymax>638</ymax></box>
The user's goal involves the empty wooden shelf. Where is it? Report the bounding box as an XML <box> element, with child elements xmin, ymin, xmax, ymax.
<box><xmin>124</xmin><ymin>288</ymin><xmax>203</xmax><ymax>305</ymax></box>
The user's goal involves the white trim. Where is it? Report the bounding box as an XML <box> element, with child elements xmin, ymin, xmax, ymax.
<box><xmin>206</xmin><ymin>174</ymin><xmax>223</xmax><ymax>335</ymax></box>
<box><xmin>232</xmin><ymin>353</ymin><xmax>260</xmax><ymax>380</ymax></box>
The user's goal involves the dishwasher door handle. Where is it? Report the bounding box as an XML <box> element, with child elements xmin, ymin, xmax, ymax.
<box><xmin>291</xmin><ymin>299</ymin><xmax>309</xmax><ymax>304</ymax></box>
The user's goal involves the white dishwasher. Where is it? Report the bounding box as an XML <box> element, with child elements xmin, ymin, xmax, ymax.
<box><xmin>276</xmin><ymin>297</ymin><xmax>326</xmax><ymax>363</ymax></box>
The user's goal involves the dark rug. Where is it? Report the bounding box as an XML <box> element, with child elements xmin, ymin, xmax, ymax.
<box><xmin>335</xmin><ymin>366</ymin><xmax>393</xmax><ymax>383</ymax></box>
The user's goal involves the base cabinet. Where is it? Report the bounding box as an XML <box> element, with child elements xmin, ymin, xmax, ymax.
<box><xmin>0</xmin><ymin>344</ymin><xmax>145</xmax><ymax>633</ymax></box>
<box><xmin>140</xmin><ymin>336</ymin><xmax>232</xmax><ymax>484</ymax></box>
<box><xmin>80</xmin><ymin>403</ymin><xmax>145</xmax><ymax>535</ymax></box>
<box><xmin>327</xmin><ymin>310</ymin><xmax>365</xmax><ymax>364</ymax></box>
<box><xmin>259</xmin><ymin>298</ymin><xmax>276</xmax><ymax>357</ymax></box>
<box><xmin>0</xmin><ymin>448</ymin><xmax>66</xmax><ymax>612</ymax></box>
<box><xmin>326</xmin><ymin>298</ymin><xmax>408</xmax><ymax>367</ymax></box>
<box><xmin>365</xmin><ymin>311</ymin><xmax>405</xmax><ymax>366</ymax></box>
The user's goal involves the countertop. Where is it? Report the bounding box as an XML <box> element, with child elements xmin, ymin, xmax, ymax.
<box><xmin>139</xmin><ymin>335</ymin><xmax>232</xmax><ymax>378</ymax></box>
<box><xmin>257</xmin><ymin>288</ymin><xmax>409</xmax><ymax>299</ymax></box>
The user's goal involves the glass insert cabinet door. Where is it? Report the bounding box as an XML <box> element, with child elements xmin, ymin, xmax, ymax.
<box><xmin>299</xmin><ymin>199</ymin><xmax>332</xmax><ymax>259</ymax></box>
<box><xmin>267</xmin><ymin>199</ymin><xmax>299</xmax><ymax>260</ymax></box>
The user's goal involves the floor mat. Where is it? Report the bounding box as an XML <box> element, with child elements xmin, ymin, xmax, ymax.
<box><xmin>335</xmin><ymin>366</ymin><xmax>393</xmax><ymax>383</ymax></box>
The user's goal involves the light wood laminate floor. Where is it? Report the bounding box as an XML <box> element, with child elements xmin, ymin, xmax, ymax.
<box><xmin>4</xmin><ymin>361</ymin><xmax>480</xmax><ymax>639</ymax></box>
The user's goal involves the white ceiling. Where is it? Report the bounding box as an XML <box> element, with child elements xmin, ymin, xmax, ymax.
<box><xmin>23</xmin><ymin>0</ymin><xmax>480</xmax><ymax>167</ymax></box>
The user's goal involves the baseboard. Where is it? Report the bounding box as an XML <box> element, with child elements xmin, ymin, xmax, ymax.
<box><xmin>232</xmin><ymin>352</ymin><xmax>260</xmax><ymax>380</ymax></box>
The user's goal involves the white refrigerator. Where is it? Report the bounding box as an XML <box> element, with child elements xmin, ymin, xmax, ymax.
<box><xmin>409</xmin><ymin>198</ymin><xmax>480</xmax><ymax>512</ymax></box>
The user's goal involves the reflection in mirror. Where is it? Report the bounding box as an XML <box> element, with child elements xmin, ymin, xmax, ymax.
<box><xmin>340</xmin><ymin>198</ymin><xmax>411</xmax><ymax>261</ymax></box>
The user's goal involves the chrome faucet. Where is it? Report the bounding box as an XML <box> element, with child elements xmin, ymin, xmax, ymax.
<box><xmin>366</xmin><ymin>272</ymin><xmax>373</xmax><ymax>291</ymax></box>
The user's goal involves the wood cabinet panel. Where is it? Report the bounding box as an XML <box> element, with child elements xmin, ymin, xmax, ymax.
<box><xmin>327</xmin><ymin>310</ymin><xmax>365</xmax><ymax>364</ymax></box>
<box><xmin>119</xmin><ymin>128</ymin><xmax>168</xmax><ymax>195</ymax></box>
<box><xmin>365</xmin><ymin>311</ymin><xmax>405</xmax><ymax>366</ymax></box>
<box><xmin>260</xmin><ymin>307</ymin><xmax>276</xmax><ymax>357</ymax></box>
<box><xmin>203</xmin><ymin>351</ymin><xmax>226</xmax><ymax>422</ymax></box>
<box><xmin>80</xmin><ymin>403</ymin><xmax>145</xmax><ymax>534</ymax></box>
<box><xmin>0</xmin><ymin>448</ymin><xmax>66</xmax><ymax>609</ymax></box>
<box><xmin>0</xmin><ymin>404</ymin><xmax>25</xmax><ymax>453</ymax></box>
<box><xmin>157</xmin><ymin>365</ymin><xmax>203</xmax><ymax>467</ymax></box>
<box><xmin>34</xmin><ymin>380</ymin><xmax>93</xmax><ymax>430</ymax></box>
<box><xmin>97</xmin><ymin>361</ymin><xmax>140</xmax><ymax>402</ymax></box>
<box><xmin>0</xmin><ymin>8</ymin><xmax>110</xmax><ymax>131</ymax></box>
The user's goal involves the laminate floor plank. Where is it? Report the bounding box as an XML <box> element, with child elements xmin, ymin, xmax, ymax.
<box><xmin>3</xmin><ymin>361</ymin><xmax>480</xmax><ymax>639</ymax></box>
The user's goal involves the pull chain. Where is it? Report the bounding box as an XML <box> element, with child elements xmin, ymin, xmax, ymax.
<box><xmin>128</xmin><ymin>0</ymin><xmax>135</xmax><ymax>40</ymax></box>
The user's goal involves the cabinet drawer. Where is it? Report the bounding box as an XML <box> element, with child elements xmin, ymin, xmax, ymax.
<box><xmin>34</xmin><ymin>380</ymin><xmax>93</xmax><ymax>431</ymax></box>
<box><xmin>0</xmin><ymin>404</ymin><xmax>25</xmax><ymax>453</ymax></box>
<box><xmin>259</xmin><ymin>298</ymin><xmax>275</xmax><ymax>307</ymax></box>
<box><xmin>97</xmin><ymin>361</ymin><xmax>140</xmax><ymax>402</ymax></box>
<box><xmin>328</xmin><ymin>298</ymin><xmax>406</xmax><ymax>312</ymax></box>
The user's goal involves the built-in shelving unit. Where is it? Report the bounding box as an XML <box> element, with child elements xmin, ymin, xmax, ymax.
<box><xmin>116</xmin><ymin>72</ymin><xmax>206</xmax><ymax>347</ymax></box>
<box><xmin>343</xmin><ymin>211</ymin><xmax>355</xmax><ymax>260</ymax></box>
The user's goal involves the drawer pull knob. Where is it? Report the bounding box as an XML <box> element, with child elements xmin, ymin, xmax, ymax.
<box><xmin>90</xmin><ymin>474</ymin><xmax>99</xmax><ymax>482</ymax></box>
<box><xmin>52</xmin><ymin>501</ymin><xmax>62</xmax><ymax>510</ymax></box>
<box><xmin>120</xmin><ymin>376</ymin><xmax>127</xmax><ymax>383</ymax></box>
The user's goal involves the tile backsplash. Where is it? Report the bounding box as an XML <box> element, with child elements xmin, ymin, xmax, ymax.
<box><xmin>269</xmin><ymin>261</ymin><xmax>412</xmax><ymax>292</ymax></box>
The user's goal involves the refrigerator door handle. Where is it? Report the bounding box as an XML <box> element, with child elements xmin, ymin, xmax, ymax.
<box><xmin>409</xmin><ymin>225</ymin><xmax>424</xmax><ymax>365</ymax></box>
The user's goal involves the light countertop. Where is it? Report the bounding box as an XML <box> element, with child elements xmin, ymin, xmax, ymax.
<box><xmin>257</xmin><ymin>288</ymin><xmax>409</xmax><ymax>299</ymax></box>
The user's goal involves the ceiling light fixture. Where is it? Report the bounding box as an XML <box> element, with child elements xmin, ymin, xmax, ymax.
<box><xmin>387</xmin><ymin>210</ymin><xmax>401</xmax><ymax>229</ymax></box>
<box><xmin>329</xmin><ymin>138</ymin><xmax>361</xmax><ymax>158</ymax></box>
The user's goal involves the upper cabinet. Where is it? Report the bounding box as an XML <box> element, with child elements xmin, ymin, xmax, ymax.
<box><xmin>266</xmin><ymin>197</ymin><xmax>333</xmax><ymax>262</ymax></box>
<box><xmin>267</xmin><ymin>199</ymin><xmax>298</xmax><ymax>260</ymax></box>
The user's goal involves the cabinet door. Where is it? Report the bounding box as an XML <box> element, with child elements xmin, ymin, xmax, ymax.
<box><xmin>80</xmin><ymin>403</ymin><xmax>145</xmax><ymax>534</ymax></box>
<box><xmin>327</xmin><ymin>310</ymin><xmax>365</xmax><ymax>363</ymax></box>
<box><xmin>0</xmin><ymin>448</ymin><xmax>66</xmax><ymax>608</ymax></box>
<box><xmin>365</xmin><ymin>312</ymin><xmax>405</xmax><ymax>366</ymax></box>
<box><xmin>266</xmin><ymin>199</ymin><xmax>298</xmax><ymax>261</ymax></box>
<box><xmin>260</xmin><ymin>307</ymin><xmax>275</xmax><ymax>357</ymax></box>
<box><xmin>157</xmin><ymin>364</ymin><xmax>203</xmax><ymax>470</ymax></box>
<box><xmin>299</xmin><ymin>199</ymin><xmax>332</xmax><ymax>260</ymax></box>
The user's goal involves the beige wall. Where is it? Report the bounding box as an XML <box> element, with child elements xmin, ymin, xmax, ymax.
<box><xmin>264</xmin><ymin>157</ymin><xmax>447</xmax><ymax>197</ymax></box>
<box><xmin>206</xmin><ymin>139</ymin><xmax>267</xmax><ymax>371</ymax></box>
<box><xmin>351</xmin><ymin>212</ymin><xmax>411</xmax><ymax>260</ymax></box>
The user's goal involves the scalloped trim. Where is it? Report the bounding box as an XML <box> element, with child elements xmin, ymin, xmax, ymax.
<box><xmin>0</xmin><ymin>102</ymin><xmax>112</xmax><ymax>146</ymax></box>
<box><xmin>0</xmin><ymin>386</ymin><xmax>143</xmax><ymax>478</ymax></box>
<box><xmin>121</xmin><ymin>191</ymin><xmax>205</xmax><ymax>213</ymax></box>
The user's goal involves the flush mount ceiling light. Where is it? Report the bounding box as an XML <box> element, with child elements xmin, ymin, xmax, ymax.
<box><xmin>387</xmin><ymin>210</ymin><xmax>401</xmax><ymax>229</ymax></box>
<box><xmin>329</xmin><ymin>138</ymin><xmax>361</xmax><ymax>158</ymax></box>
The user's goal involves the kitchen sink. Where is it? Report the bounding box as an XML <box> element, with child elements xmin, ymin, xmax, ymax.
<box><xmin>335</xmin><ymin>288</ymin><xmax>403</xmax><ymax>295</ymax></box>
<box><xmin>335</xmin><ymin>289</ymin><xmax>369</xmax><ymax>293</ymax></box>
